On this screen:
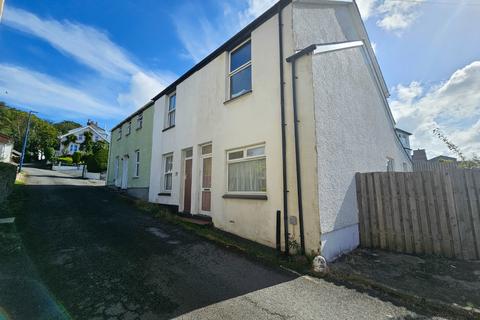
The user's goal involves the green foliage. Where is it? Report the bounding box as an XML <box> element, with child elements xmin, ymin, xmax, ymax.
<box><xmin>72</xmin><ymin>151</ymin><xmax>82</xmax><ymax>164</ymax></box>
<box><xmin>80</xmin><ymin>131</ymin><xmax>94</xmax><ymax>154</ymax></box>
<box><xmin>58</xmin><ymin>156</ymin><xmax>73</xmax><ymax>165</ymax></box>
<box><xmin>54</xmin><ymin>120</ymin><xmax>81</xmax><ymax>135</ymax></box>
<box><xmin>86</xmin><ymin>148</ymin><xmax>108</xmax><ymax>173</ymax></box>
<box><xmin>433</xmin><ymin>128</ymin><xmax>480</xmax><ymax>169</ymax></box>
<box><xmin>0</xmin><ymin>102</ymin><xmax>59</xmax><ymax>161</ymax></box>
<box><xmin>44</xmin><ymin>147</ymin><xmax>56</xmax><ymax>162</ymax></box>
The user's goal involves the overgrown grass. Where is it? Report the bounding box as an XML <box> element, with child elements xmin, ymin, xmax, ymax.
<box><xmin>120</xmin><ymin>194</ymin><xmax>313</xmax><ymax>274</ymax></box>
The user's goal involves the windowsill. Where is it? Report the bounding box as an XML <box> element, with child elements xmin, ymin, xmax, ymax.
<box><xmin>223</xmin><ymin>193</ymin><xmax>267</xmax><ymax>200</ymax></box>
<box><xmin>158</xmin><ymin>192</ymin><xmax>171</xmax><ymax>196</ymax></box>
<box><xmin>136</xmin><ymin>127</ymin><xmax>142</xmax><ymax>131</ymax></box>
<box><xmin>224</xmin><ymin>90</ymin><xmax>252</xmax><ymax>104</ymax></box>
<box><xmin>132</xmin><ymin>176</ymin><xmax>139</xmax><ymax>179</ymax></box>
<box><xmin>162</xmin><ymin>125</ymin><xmax>175</xmax><ymax>132</ymax></box>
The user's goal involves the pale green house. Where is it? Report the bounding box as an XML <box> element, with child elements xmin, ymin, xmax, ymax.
<box><xmin>107</xmin><ymin>101</ymin><xmax>154</xmax><ymax>200</ymax></box>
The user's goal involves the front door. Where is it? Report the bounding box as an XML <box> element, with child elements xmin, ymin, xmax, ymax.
<box><xmin>121</xmin><ymin>156</ymin><xmax>128</xmax><ymax>190</ymax></box>
<box><xmin>183</xmin><ymin>158</ymin><xmax>193</xmax><ymax>213</ymax></box>
<box><xmin>200</xmin><ymin>144</ymin><xmax>212</xmax><ymax>214</ymax></box>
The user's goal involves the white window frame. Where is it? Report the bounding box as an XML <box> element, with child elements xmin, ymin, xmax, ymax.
<box><xmin>226</xmin><ymin>144</ymin><xmax>266</xmax><ymax>194</ymax></box>
<box><xmin>137</xmin><ymin>113</ymin><xmax>143</xmax><ymax>129</ymax></box>
<box><xmin>117</xmin><ymin>127</ymin><xmax>122</xmax><ymax>140</ymax></box>
<box><xmin>126</xmin><ymin>121</ymin><xmax>131</xmax><ymax>136</ymax></box>
<box><xmin>228</xmin><ymin>39</ymin><xmax>252</xmax><ymax>99</ymax></box>
<box><xmin>162</xmin><ymin>153</ymin><xmax>174</xmax><ymax>192</ymax></box>
<box><xmin>166</xmin><ymin>93</ymin><xmax>176</xmax><ymax>128</ymax></box>
<box><xmin>134</xmin><ymin>150</ymin><xmax>140</xmax><ymax>177</ymax></box>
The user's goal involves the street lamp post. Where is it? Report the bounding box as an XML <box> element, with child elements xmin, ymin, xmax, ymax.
<box><xmin>18</xmin><ymin>110</ymin><xmax>37</xmax><ymax>173</ymax></box>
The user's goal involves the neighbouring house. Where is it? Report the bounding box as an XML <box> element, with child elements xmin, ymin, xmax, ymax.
<box><xmin>0</xmin><ymin>133</ymin><xmax>14</xmax><ymax>163</ymax></box>
<box><xmin>107</xmin><ymin>0</ymin><xmax>412</xmax><ymax>261</ymax></box>
<box><xmin>412</xmin><ymin>149</ymin><xmax>458</xmax><ymax>171</ymax></box>
<box><xmin>107</xmin><ymin>103</ymin><xmax>153</xmax><ymax>200</ymax></box>
<box><xmin>395</xmin><ymin>128</ymin><xmax>412</xmax><ymax>157</ymax></box>
<box><xmin>58</xmin><ymin>120</ymin><xmax>109</xmax><ymax>156</ymax></box>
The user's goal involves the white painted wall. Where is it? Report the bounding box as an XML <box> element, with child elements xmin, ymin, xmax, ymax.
<box><xmin>292</xmin><ymin>0</ymin><xmax>411</xmax><ymax>260</ymax></box>
<box><xmin>149</xmin><ymin>10</ymin><xmax>294</xmax><ymax>249</ymax></box>
<box><xmin>0</xmin><ymin>143</ymin><xmax>13</xmax><ymax>163</ymax></box>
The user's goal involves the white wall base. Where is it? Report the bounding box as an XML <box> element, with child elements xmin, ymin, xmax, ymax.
<box><xmin>85</xmin><ymin>171</ymin><xmax>101</xmax><ymax>180</ymax></box>
<box><xmin>321</xmin><ymin>223</ymin><xmax>359</xmax><ymax>261</ymax></box>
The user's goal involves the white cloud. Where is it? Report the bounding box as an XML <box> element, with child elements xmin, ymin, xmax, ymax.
<box><xmin>390</xmin><ymin>61</ymin><xmax>480</xmax><ymax>158</ymax></box>
<box><xmin>2</xmin><ymin>6</ymin><xmax>172</xmax><ymax>114</ymax></box>
<box><xmin>356</xmin><ymin>0</ymin><xmax>424</xmax><ymax>33</ymax></box>
<box><xmin>0</xmin><ymin>64</ymin><xmax>121</xmax><ymax>119</ymax></box>
<box><xmin>174</xmin><ymin>0</ymin><xmax>277</xmax><ymax>62</ymax></box>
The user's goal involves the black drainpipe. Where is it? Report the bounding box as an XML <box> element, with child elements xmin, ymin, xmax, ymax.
<box><xmin>278</xmin><ymin>4</ymin><xmax>289</xmax><ymax>256</ymax></box>
<box><xmin>286</xmin><ymin>45</ymin><xmax>317</xmax><ymax>256</ymax></box>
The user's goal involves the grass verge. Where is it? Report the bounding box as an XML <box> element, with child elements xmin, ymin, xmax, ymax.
<box><xmin>117</xmin><ymin>192</ymin><xmax>313</xmax><ymax>274</ymax></box>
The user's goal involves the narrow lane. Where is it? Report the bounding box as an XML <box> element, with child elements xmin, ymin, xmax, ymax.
<box><xmin>13</xmin><ymin>167</ymin><xmax>424</xmax><ymax>319</ymax></box>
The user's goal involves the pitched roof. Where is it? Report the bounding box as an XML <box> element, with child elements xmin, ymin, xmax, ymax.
<box><xmin>0</xmin><ymin>133</ymin><xmax>13</xmax><ymax>144</ymax></box>
<box><xmin>111</xmin><ymin>0</ymin><xmax>292</xmax><ymax>132</ymax></box>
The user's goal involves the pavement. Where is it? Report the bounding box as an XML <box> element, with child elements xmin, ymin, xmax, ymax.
<box><xmin>0</xmin><ymin>167</ymin><xmax>439</xmax><ymax>319</ymax></box>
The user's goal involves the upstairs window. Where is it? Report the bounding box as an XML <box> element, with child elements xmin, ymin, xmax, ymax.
<box><xmin>229</xmin><ymin>40</ymin><xmax>252</xmax><ymax>99</ymax></box>
<box><xmin>137</xmin><ymin>113</ymin><xmax>143</xmax><ymax>129</ymax></box>
<box><xmin>118</xmin><ymin>128</ymin><xmax>122</xmax><ymax>140</ymax></box>
<box><xmin>167</xmin><ymin>94</ymin><xmax>176</xmax><ymax>128</ymax></box>
<box><xmin>126</xmin><ymin>121</ymin><xmax>131</xmax><ymax>135</ymax></box>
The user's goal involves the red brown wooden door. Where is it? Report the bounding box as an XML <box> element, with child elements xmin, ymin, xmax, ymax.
<box><xmin>183</xmin><ymin>158</ymin><xmax>192</xmax><ymax>213</ymax></box>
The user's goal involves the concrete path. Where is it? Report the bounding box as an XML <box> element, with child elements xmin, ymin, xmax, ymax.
<box><xmin>5</xmin><ymin>167</ymin><xmax>434</xmax><ymax>319</ymax></box>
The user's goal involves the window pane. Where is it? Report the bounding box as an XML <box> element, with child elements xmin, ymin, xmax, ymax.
<box><xmin>228</xmin><ymin>158</ymin><xmax>266</xmax><ymax>192</ymax></box>
<box><xmin>230</xmin><ymin>66</ymin><xmax>252</xmax><ymax>98</ymax></box>
<box><xmin>228</xmin><ymin>150</ymin><xmax>243</xmax><ymax>160</ymax></box>
<box><xmin>165</xmin><ymin>156</ymin><xmax>173</xmax><ymax>172</ymax></box>
<box><xmin>136</xmin><ymin>151</ymin><xmax>140</xmax><ymax>162</ymax></box>
<box><xmin>168</xmin><ymin>111</ymin><xmax>175</xmax><ymax>127</ymax></box>
<box><xmin>247</xmin><ymin>146</ymin><xmax>264</xmax><ymax>157</ymax></box>
<box><xmin>165</xmin><ymin>173</ymin><xmax>172</xmax><ymax>190</ymax></box>
<box><xmin>202</xmin><ymin>144</ymin><xmax>212</xmax><ymax>155</ymax></box>
<box><xmin>169</xmin><ymin>94</ymin><xmax>176</xmax><ymax>111</ymax></box>
<box><xmin>230</xmin><ymin>41</ymin><xmax>251</xmax><ymax>71</ymax></box>
<box><xmin>202</xmin><ymin>157</ymin><xmax>212</xmax><ymax>188</ymax></box>
<box><xmin>185</xmin><ymin>149</ymin><xmax>193</xmax><ymax>158</ymax></box>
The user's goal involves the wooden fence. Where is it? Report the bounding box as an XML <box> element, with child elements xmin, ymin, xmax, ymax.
<box><xmin>413</xmin><ymin>161</ymin><xmax>457</xmax><ymax>172</ymax></box>
<box><xmin>355</xmin><ymin>169</ymin><xmax>480</xmax><ymax>260</ymax></box>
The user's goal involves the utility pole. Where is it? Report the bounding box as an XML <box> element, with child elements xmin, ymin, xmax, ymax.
<box><xmin>18</xmin><ymin>110</ymin><xmax>37</xmax><ymax>173</ymax></box>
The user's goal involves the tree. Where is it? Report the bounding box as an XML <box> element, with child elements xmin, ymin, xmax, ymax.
<box><xmin>80</xmin><ymin>131</ymin><xmax>94</xmax><ymax>154</ymax></box>
<box><xmin>72</xmin><ymin>151</ymin><xmax>82</xmax><ymax>165</ymax></box>
<box><xmin>54</xmin><ymin>120</ymin><xmax>81</xmax><ymax>135</ymax></box>
<box><xmin>86</xmin><ymin>148</ymin><xmax>108</xmax><ymax>173</ymax></box>
<box><xmin>433</xmin><ymin>128</ymin><xmax>480</xmax><ymax>169</ymax></box>
<box><xmin>44</xmin><ymin>147</ymin><xmax>56</xmax><ymax>162</ymax></box>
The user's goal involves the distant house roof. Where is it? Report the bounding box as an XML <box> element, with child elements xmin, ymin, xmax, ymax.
<box><xmin>59</xmin><ymin>125</ymin><xmax>109</xmax><ymax>143</ymax></box>
<box><xmin>429</xmin><ymin>155</ymin><xmax>457</xmax><ymax>163</ymax></box>
<box><xmin>0</xmin><ymin>133</ymin><xmax>13</xmax><ymax>144</ymax></box>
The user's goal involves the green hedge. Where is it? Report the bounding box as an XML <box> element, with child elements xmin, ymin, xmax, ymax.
<box><xmin>57</xmin><ymin>156</ymin><xmax>73</xmax><ymax>165</ymax></box>
<box><xmin>0</xmin><ymin>162</ymin><xmax>17</xmax><ymax>204</ymax></box>
<box><xmin>86</xmin><ymin>148</ymin><xmax>108</xmax><ymax>173</ymax></box>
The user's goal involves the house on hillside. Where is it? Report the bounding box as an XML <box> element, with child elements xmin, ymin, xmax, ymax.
<box><xmin>58</xmin><ymin>120</ymin><xmax>109</xmax><ymax>156</ymax></box>
<box><xmin>0</xmin><ymin>133</ymin><xmax>14</xmax><ymax>163</ymax></box>
<box><xmin>107</xmin><ymin>0</ymin><xmax>412</xmax><ymax>261</ymax></box>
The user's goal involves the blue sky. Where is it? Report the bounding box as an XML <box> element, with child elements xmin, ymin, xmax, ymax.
<box><xmin>0</xmin><ymin>0</ymin><xmax>479</xmax><ymax>157</ymax></box>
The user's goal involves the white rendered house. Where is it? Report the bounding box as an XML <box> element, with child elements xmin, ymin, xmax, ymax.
<box><xmin>111</xmin><ymin>0</ymin><xmax>412</xmax><ymax>261</ymax></box>
<box><xmin>58</xmin><ymin>120</ymin><xmax>109</xmax><ymax>156</ymax></box>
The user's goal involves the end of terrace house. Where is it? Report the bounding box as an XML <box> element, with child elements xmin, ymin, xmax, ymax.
<box><xmin>106</xmin><ymin>0</ymin><xmax>413</xmax><ymax>262</ymax></box>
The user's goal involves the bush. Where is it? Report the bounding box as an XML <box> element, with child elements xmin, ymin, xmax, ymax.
<box><xmin>0</xmin><ymin>162</ymin><xmax>17</xmax><ymax>204</ymax></box>
<box><xmin>86</xmin><ymin>148</ymin><xmax>108</xmax><ymax>173</ymax></box>
<box><xmin>57</xmin><ymin>156</ymin><xmax>73</xmax><ymax>165</ymax></box>
<box><xmin>44</xmin><ymin>147</ymin><xmax>56</xmax><ymax>162</ymax></box>
<box><xmin>72</xmin><ymin>152</ymin><xmax>82</xmax><ymax>165</ymax></box>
